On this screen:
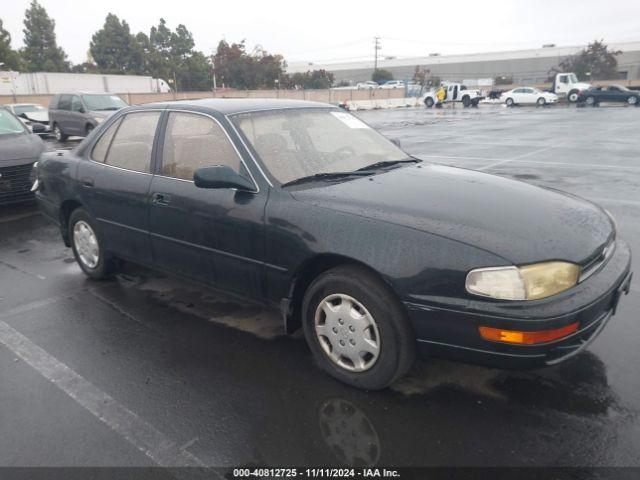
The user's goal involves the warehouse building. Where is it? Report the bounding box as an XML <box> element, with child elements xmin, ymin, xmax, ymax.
<box><xmin>287</xmin><ymin>41</ymin><xmax>640</xmax><ymax>85</ymax></box>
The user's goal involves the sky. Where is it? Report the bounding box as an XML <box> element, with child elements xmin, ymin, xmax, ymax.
<box><xmin>3</xmin><ymin>0</ymin><xmax>640</xmax><ymax>66</ymax></box>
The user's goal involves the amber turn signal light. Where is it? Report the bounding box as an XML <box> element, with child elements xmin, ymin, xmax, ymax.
<box><xmin>479</xmin><ymin>322</ymin><xmax>579</xmax><ymax>345</ymax></box>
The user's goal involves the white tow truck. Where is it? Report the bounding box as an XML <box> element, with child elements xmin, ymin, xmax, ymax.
<box><xmin>550</xmin><ymin>72</ymin><xmax>592</xmax><ymax>103</ymax></box>
<box><xmin>421</xmin><ymin>83</ymin><xmax>484</xmax><ymax>108</ymax></box>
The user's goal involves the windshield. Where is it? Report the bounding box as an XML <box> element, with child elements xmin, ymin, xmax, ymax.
<box><xmin>0</xmin><ymin>109</ymin><xmax>26</xmax><ymax>135</ymax></box>
<box><xmin>14</xmin><ymin>105</ymin><xmax>45</xmax><ymax>115</ymax></box>
<box><xmin>81</xmin><ymin>94</ymin><xmax>128</xmax><ymax>111</ymax></box>
<box><xmin>232</xmin><ymin>108</ymin><xmax>408</xmax><ymax>184</ymax></box>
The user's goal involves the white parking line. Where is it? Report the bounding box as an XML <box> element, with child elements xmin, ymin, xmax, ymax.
<box><xmin>478</xmin><ymin>144</ymin><xmax>561</xmax><ymax>171</ymax></box>
<box><xmin>0</xmin><ymin>318</ymin><xmax>208</xmax><ymax>468</ymax></box>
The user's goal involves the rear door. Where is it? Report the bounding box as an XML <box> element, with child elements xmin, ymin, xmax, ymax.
<box><xmin>77</xmin><ymin>111</ymin><xmax>162</xmax><ymax>263</ymax></box>
<box><xmin>149</xmin><ymin>110</ymin><xmax>267</xmax><ymax>298</ymax></box>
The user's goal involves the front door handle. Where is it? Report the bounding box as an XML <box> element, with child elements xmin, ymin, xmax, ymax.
<box><xmin>152</xmin><ymin>192</ymin><xmax>172</xmax><ymax>206</ymax></box>
<box><xmin>82</xmin><ymin>177</ymin><xmax>94</xmax><ymax>188</ymax></box>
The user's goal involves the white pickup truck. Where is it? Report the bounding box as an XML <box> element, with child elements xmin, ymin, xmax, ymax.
<box><xmin>550</xmin><ymin>72</ymin><xmax>592</xmax><ymax>103</ymax></box>
<box><xmin>422</xmin><ymin>83</ymin><xmax>484</xmax><ymax>107</ymax></box>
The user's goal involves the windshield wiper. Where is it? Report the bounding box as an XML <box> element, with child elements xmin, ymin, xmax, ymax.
<box><xmin>281</xmin><ymin>171</ymin><xmax>373</xmax><ymax>187</ymax></box>
<box><xmin>355</xmin><ymin>158</ymin><xmax>421</xmax><ymax>172</ymax></box>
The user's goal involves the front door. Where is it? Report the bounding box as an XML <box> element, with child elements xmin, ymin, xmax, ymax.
<box><xmin>149</xmin><ymin>110</ymin><xmax>267</xmax><ymax>299</ymax></box>
<box><xmin>77</xmin><ymin>111</ymin><xmax>161</xmax><ymax>263</ymax></box>
<box><xmin>69</xmin><ymin>95</ymin><xmax>85</xmax><ymax>135</ymax></box>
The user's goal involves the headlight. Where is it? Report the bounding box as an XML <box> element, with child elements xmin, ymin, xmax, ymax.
<box><xmin>466</xmin><ymin>261</ymin><xmax>580</xmax><ymax>301</ymax></box>
<box><xmin>93</xmin><ymin>117</ymin><xmax>105</xmax><ymax>124</ymax></box>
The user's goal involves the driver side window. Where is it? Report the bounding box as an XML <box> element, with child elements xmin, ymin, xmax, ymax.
<box><xmin>71</xmin><ymin>96</ymin><xmax>83</xmax><ymax>112</ymax></box>
<box><xmin>161</xmin><ymin>112</ymin><xmax>243</xmax><ymax>181</ymax></box>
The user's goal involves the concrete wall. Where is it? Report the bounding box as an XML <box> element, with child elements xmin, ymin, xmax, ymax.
<box><xmin>0</xmin><ymin>88</ymin><xmax>407</xmax><ymax>106</ymax></box>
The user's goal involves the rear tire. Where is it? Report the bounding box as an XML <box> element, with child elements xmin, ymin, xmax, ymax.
<box><xmin>302</xmin><ymin>265</ymin><xmax>416</xmax><ymax>390</ymax></box>
<box><xmin>585</xmin><ymin>96</ymin><xmax>597</xmax><ymax>106</ymax></box>
<box><xmin>462</xmin><ymin>96</ymin><xmax>471</xmax><ymax>107</ymax></box>
<box><xmin>69</xmin><ymin>208</ymin><xmax>118</xmax><ymax>280</ymax></box>
<box><xmin>53</xmin><ymin>124</ymin><xmax>68</xmax><ymax>142</ymax></box>
<box><xmin>85</xmin><ymin>124</ymin><xmax>95</xmax><ymax>136</ymax></box>
<box><xmin>424</xmin><ymin>97</ymin><xmax>434</xmax><ymax>108</ymax></box>
<box><xmin>506</xmin><ymin>98</ymin><xmax>515</xmax><ymax>107</ymax></box>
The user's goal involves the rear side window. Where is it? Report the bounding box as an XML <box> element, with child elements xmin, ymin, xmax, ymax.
<box><xmin>70</xmin><ymin>96</ymin><xmax>83</xmax><ymax>112</ymax></box>
<box><xmin>101</xmin><ymin>112</ymin><xmax>160</xmax><ymax>173</ymax></box>
<box><xmin>161</xmin><ymin>112</ymin><xmax>242</xmax><ymax>181</ymax></box>
<box><xmin>49</xmin><ymin>95</ymin><xmax>59</xmax><ymax>109</ymax></box>
<box><xmin>91</xmin><ymin>117</ymin><xmax>122</xmax><ymax>163</ymax></box>
<box><xmin>58</xmin><ymin>95</ymin><xmax>71</xmax><ymax>110</ymax></box>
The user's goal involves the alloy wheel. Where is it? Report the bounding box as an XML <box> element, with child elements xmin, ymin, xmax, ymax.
<box><xmin>73</xmin><ymin>220</ymin><xmax>99</xmax><ymax>269</ymax></box>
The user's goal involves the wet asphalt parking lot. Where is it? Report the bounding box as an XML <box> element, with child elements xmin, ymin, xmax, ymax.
<box><xmin>1</xmin><ymin>103</ymin><xmax>639</xmax><ymax>469</ymax></box>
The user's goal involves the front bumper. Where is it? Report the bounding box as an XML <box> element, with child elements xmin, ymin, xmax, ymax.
<box><xmin>405</xmin><ymin>240</ymin><xmax>632</xmax><ymax>368</ymax></box>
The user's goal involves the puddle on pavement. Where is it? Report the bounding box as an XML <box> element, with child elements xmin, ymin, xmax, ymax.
<box><xmin>117</xmin><ymin>271</ymin><xmax>283</xmax><ymax>339</ymax></box>
<box><xmin>114</xmin><ymin>268</ymin><xmax>624</xmax><ymax>419</ymax></box>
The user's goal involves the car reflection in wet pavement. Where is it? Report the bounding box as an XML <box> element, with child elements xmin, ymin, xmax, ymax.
<box><xmin>2</xmin><ymin>105</ymin><xmax>639</xmax><ymax>468</ymax></box>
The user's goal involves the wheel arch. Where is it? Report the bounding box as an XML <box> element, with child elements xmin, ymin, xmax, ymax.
<box><xmin>282</xmin><ymin>253</ymin><xmax>397</xmax><ymax>334</ymax></box>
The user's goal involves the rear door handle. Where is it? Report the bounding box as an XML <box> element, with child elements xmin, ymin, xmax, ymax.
<box><xmin>82</xmin><ymin>177</ymin><xmax>94</xmax><ymax>188</ymax></box>
<box><xmin>152</xmin><ymin>192</ymin><xmax>172</xmax><ymax>206</ymax></box>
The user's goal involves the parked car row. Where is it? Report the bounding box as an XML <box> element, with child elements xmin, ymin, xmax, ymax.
<box><xmin>0</xmin><ymin>91</ymin><xmax>128</xmax><ymax>206</ymax></box>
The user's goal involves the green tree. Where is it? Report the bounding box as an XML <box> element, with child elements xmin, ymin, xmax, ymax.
<box><xmin>0</xmin><ymin>19</ymin><xmax>23</xmax><ymax>71</ymax></box>
<box><xmin>90</xmin><ymin>14</ymin><xmax>143</xmax><ymax>74</ymax></box>
<box><xmin>559</xmin><ymin>40</ymin><xmax>621</xmax><ymax>81</ymax></box>
<box><xmin>284</xmin><ymin>69</ymin><xmax>334</xmax><ymax>89</ymax></box>
<box><xmin>21</xmin><ymin>0</ymin><xmax>68</xmax><ymax>72</ymax></box>
<box><xmin>372</xmin><ymin>68</ymin><xmax>393</xmax><ymax>83</ymax></box>
<box><xmin>214</xmin><ymin>40</ymin><xmax>284</xmax><ymax>89</ymax></box>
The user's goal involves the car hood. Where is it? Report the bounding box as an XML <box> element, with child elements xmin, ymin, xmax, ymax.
<box><xmin>576</xmin><ymin>82</ymin><xmax>592</xmax><ymax>91</ymax></box>
<box><xmin>0</xmin><ymin>133</ymin><xmax>45</xmax><ymax>165</ymax></box>
<box><xmin>291</xmin><ymin>164</ymin><xmax>613</xmax><ymax>266</ymax></box>
<box><xmin>22</xmin><ymin>111</ymin><xmax>49</xmax><ymax>123</ymax></box>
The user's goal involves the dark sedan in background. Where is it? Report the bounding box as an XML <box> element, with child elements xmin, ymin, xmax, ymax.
<box><xmin>0</xmin><ymin>107</ymin><xmax>45</xmax><ymax>205</ymax></box>
<box><xmin>579</xmin><ymin>85</ymin><xmax>640</xmax><ymax>106</ymax></box>
<box><xmin>33</xmin><ymin>99</ymin><xmax>632</xmax><ymax>389</ymax></box>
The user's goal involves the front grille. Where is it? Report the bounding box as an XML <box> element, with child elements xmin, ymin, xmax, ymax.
<box><xmin>579</xmin><ymin>240</ymin><xmax>615</xmax><ymax>282</ymax></box>
<box><xmin>0</xmin><ymin>162</ymin><xmax>35</xmax><ymax>204</ymax></box>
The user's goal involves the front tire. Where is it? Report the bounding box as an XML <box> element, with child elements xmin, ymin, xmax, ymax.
<box><xmin>628</xmin><ymin>96</ymin><xmax>638</xmax><ymax>106</ymax></box>
<box><xmin>85</xmin><ymin>124</ymin><xmax>95</xmax><ymax>136</ymax></box>
<box><xmin>53</xmin><ymin>124</ymin><xmax>68</xmax><ymax>142</ymax></box>
<box><xmin>462</xmin><ymin>96</ymin><xmax>471</xmax><ymax>107</ymax></box>
<box><xmin>537</xmin><ymin>97</ymin><xmax>546</xmax><ymax>106</ymax></box>
<box><xmin>302</xmin><ymin>265</ymin><xmax>416</xmax><ymax>390</ymax></box>
<box><xmin>567</xmin><ymin>90</ymin><xmax>580</xmax><ymax>103</ymax></box>
<box><xmin>585</xmin><ymin>96</ymin><xmax>597</xmax><ymax>106</ymax></box>
<box><xmin>69</xmin><ymin>208</ymin><xmax>118</xmax><ymax>280</ymax></box>
<box><xmin>424</xmin><ymin>97</ymin><xmax>434</xmax><ymax>108</ymax></box>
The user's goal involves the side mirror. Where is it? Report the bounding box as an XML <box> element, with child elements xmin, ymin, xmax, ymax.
<box><xmin>31</xmin><ymin>123</ymin><xmax>46</xmax><ymax>134</ymax></box>
<box><xmin>194</xmin><ymin>165</ymin><xmax>255</xmax><ymax>191</ymax></box>
<box><xmin>18</xmin><ymin>112</ymin><xmax>28</xmax><ymax>119</ymax></box>
<box><xmin>390</xmin><ymin>138</ymin><xmax>401</xmax><ymax>148</ymax></box>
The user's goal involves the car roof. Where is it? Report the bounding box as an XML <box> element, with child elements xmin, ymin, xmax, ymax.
<box><xmin>6</xmin><ymin>103</ymin><xmax>42</xmax><ymax>107</ymax></box>
<box><xmin>140</xmin><ymin>98</ymin><xmax>335</xmax><ymax>115</ymax></box>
